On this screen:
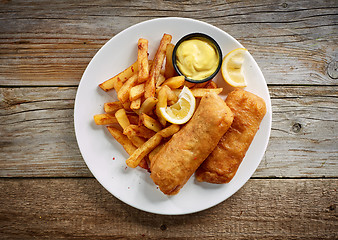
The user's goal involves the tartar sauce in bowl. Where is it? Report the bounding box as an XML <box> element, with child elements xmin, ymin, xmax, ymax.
<box><xmin>173</xmin><ymin>33</ymin><xmax>222</xmax><ymax>83</ymax></box>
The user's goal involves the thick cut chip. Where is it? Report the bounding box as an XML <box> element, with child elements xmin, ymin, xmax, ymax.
<box><xmin>137</xmin><ymin>38</ymin><xmax>149</xmax><ymax>83</ymax></box>
<box><xmin>145</xmin><ymin>34</ymin><xmax>172</xmax><ymax>98</ymax></box>
<box><xmin>99</xmin><ymin>61</ymin><xmax>138</xmax><ymax>91</ymax></box>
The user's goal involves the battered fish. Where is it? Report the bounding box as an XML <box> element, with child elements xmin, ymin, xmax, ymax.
<box><xmin>195</xmin><ymin>88</ymin><xmax>267</xmax><ymax>184</ymax></box>
<box><xmin>150</xmin><ymin>92</ymin><xmax>234</xmax><ymax>195</ymax></box>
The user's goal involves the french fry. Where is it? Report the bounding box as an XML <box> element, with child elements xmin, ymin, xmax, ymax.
<box><xmin>121</xmin><ymin>100</ymin><xmax>132</xmax><ymax>111</ymax></box>
<box><xmin>155</xmin><ymin>86</ymin><xmax>168</xmax><ymax>126</ymax></box>
<box><xmin>137</xmin><ymin>38</ymin><xmax>149</xmax><ymax>83</ymax></box>
<box><xmin>114</xmin><ymin>78</ymin><xmax>124</xmax><ymax>93</ymax></box>
<box><xmin>158</xmin><ymin>124</ymin><xmax>180</xmax><ymax>137</ymax></box>
<box><xmin>117</xmin><ymin>73</ymin><xmax>138</xmax><ymax>103</ymax></box>
<box><xmin>164</xmin><ymin>43</ymin><xmax>176</xmax><ymax>79</ymax></box>
<box><xmin>130</xmin><ymin>98</ymin><xmax>141</xmax><ymax>110</ymax></box>
<box><xmin>165</xmin><ymin>86</ymin><xmax>178</xmax><ymax>105</ymax></box>
<box><xmin>123</xmin><ymin>126</ymin><xmax>148</xmax><ymax>148</ymax></box>
<box><xmin>148</xmin><ymin>60</ymin><xmax>153</xmax><ymax>69</ymax></box>
<box><xmin>156</xmin><ymin>73</ymin><xmax>166</xmax><ymax>87</ymax></box>
<box><xmin>123</xmin><ymin>124</ymin><xmax>156</xmax><ymax>139</ymax></box>
<box><xmin>129</xmin><ymin>84</ymin><xmax>145</xmax><ymax>101</ymax></box>
<box><xmin>96</xmin><ymin>111</ymin><xmax>137</xmax><ymax>126</ymax></box>
<box><xmin>99</xmin><ymin>61</ymin><xmax>138</xmax><ymax>91</ymax></box>
<box><xmin>94</xmin><ymin>113</ymin><xmax>118</xmax><ymax>125</ymax></box>
<box><xmin>173</xmin><ymin>88</ymin><xmax>223</xmax><ymax>98</ymax></box>
<box><xmin>128</xmin><ymin>115</ymin><xmax>139</xmax><ymax>125</ymax></box>
<box><xmin>118</xmin><ymin>121</ymin><xmax>147</xmax><ymax>148</ymax></box>
<box><xmin>139</xmin><ymin>97</ymin><xmax>158</xmax><ymax>115</ymax></box>
<box><xmin>99</xmin><ymin>77</ymin><xmax>117</xmax><ymax>92</ymax></box>
<box><xmin>193</xmin><ymin>81</ymin><xmax>210</xmax><ymax>89</ymax></box>
<box><xmin>107</xmin><ymin>127</ymin><xmax>148</xmax><ymax>169</ymax></box>
<box><xmin>162</xmin><ymin>76</ymin><xmax>185</xmax><ymax>89</ymax></box>
<box><xmin>104</xmin><ymin>101</ymin><xmax>123</xmax><ymax>114</ymax></box>
<box><xmin>125</xmin><ymin>124</ymin><xmax>179</xmax><ymax>168</ymax></box>
<box><xmin>191</xmin><ymin>88</ymin><xmax>223</xmax><ymax>97</ymax></box>
<box><xmin>126</xmin><ymin>133</ymin><xmax>163</xmax><ymax>168</ymax></box>
<box><xmin>144</xmin><ymin>75</ymin><xmax>155</xmax><ymax>99</ymax></box>
<box><xmin>126</xmin><ymin>133</ymin><xmax>146</xmax><ymax>148</ymax></box>
<box><xmin>145</xmin><ymin>33</ymin><xmax>172</xmax><ymax>98</ymax></box>
<box><xmin>205</xmin><ymin>81</ymin><xmax>218</xmax><ymax>89</ymax></box>
<box><xmin>140</xmin><ymin>113</ymin><xmax>162</xmax><ymax>132</ymax></box>
<box><xmin>184</xmin><ymin>81</ymin><xmax>196</xmax><ymax>88</ymax></box>
<box><xmin>115</xmin><ymin>109</ymin><xmax>130</xmax><ymax>130</ymax></box>
<box><xmin>106</xmin><ymin>126</ymin><xmax>137</xmax><ymax>155</ymax></box>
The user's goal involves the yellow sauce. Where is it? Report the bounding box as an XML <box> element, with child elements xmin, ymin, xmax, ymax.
<box><xmin>176</xmin><ymin>38</ymin><xmax>219</xmax><ymax>81</ymax></box>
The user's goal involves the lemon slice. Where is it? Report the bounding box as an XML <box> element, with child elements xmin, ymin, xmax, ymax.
<box><xmin>160</xmin><ymin>86</ymin><xmax>195</xmax><ymax>125</ymax></box>
<box><xmin>221</xmin><ymin>48</ymin><xmax>248</xmax><ymax>87</ymax></box>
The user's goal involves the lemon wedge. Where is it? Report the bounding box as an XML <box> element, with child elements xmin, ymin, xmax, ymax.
<box><xmin>221</xmin><ymin>48</ymin><xmax>248</xmax><ymax>87</ymax></box>
<box><xmin>160</xmin><ymin>86</ymin><xmax>195</xmax><ymax>125</ymax></box>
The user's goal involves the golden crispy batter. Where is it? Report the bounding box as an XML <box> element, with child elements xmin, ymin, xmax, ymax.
<box><xmin>195</xmin><ymin>88</ymin><xmax>267</xmax><ymax>184</ymax></box>
<box><xmin>150</xmin><ymin>92</ymin><xmax>234</xmax><ymax>195</ymax></box>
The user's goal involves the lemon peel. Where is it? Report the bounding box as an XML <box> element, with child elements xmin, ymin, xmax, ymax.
<box><xmin>221</xmin><ymin>48</ymin><xmax>248</xmax><ymax>88</ymax></box>
<box><xmin>159</xmin><ymin>86</ymin><xmax>195</xmax><ymax>125</ymax></box>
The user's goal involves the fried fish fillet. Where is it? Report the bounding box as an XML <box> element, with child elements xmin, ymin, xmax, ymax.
<box><xmin>195</xmin><ymin>89</ymin><xmax>267</xmax><ymax>184</ymax></box>
<box><xmin>150</xmin><ymin>92</ymin><xmax>234</xmax><ymax>195</ymax></box>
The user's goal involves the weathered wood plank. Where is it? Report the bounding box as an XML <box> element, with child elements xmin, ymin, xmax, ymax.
<box><xmin>0</xmin><ymin>86</ymin><xmax>337</xmax><ymax>177</ymax></box>
<box><xmin>0</xmin><ymin>178</ymin><xmax>336</xmax><ymax>239</ymax></box>
<box><xmin>0</xmin><ymin>87</ymin><xmax>85</xmax><ymax>177</ymax></box>
<box><xmin>261</xmin><ymin>86</ymin><xmax>338</xmax><ymax>177</ymax></box>
<box><xmin>0</xmin><ymin>0</ymin><xmax>336</xmax><ymax>86</ymax></box>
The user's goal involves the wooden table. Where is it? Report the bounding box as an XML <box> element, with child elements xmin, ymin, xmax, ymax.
<box><xmin>1</xmin><ymin>1</ymin><xmax>337</xmax><ymax>239</ymax></box>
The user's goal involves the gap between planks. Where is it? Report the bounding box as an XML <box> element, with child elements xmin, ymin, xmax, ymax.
<box><xmin>0</xmin><ymin>178</ymin><xmax>336</xmax><ymax>239</ymax></box>
<box><xmin>0</xmin><ymin>85</ymin><xmax>337</xmax><ymax>178</ymax></box>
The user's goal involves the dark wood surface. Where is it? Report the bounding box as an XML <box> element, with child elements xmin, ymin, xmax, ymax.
<box><xmin>0</xmin><ymin>179</ymin><xmax>336</xmax><ymax>239</ymax></box>
<box><xmin>0</xmin><ymin>0</ymin><xmax>337</xmax><ymax>239</ymax></box>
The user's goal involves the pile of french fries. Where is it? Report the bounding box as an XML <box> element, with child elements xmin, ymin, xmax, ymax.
<box><xmin>94</xmin><ymin>33</ymin><xmax>223</xmax><ymax>170</ymax></box>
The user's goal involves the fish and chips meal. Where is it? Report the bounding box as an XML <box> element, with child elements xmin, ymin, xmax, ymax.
<box><xmin>94</xmin><ymin>33</ymin><xmax>266</xmax><ymax>195</ymax></box>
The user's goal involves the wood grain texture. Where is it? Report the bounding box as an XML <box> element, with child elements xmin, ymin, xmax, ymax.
<box><xmin>0</xmin><ymin>86</ymin><xmax>337</xmax><ymax>177</ymax></box>
<box><xmin>0</xmin><ymin>178</ymin><xmax>336</xmax><ymax>239</ymax></box>
<box><xmin>0</xmin><ymin>0</ymin><xmax>336</xmax><ymax>86</ymax></box>
<box><xmin>1</xmin><ymin>1</ymin><xmax>337</xmax><ymax>239</ymax></box>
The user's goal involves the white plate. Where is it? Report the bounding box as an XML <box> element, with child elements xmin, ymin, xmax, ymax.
<box><xmin>74</xmin><ymin>17</ymin><xmax>272</xmax><ymax>215</ymax></box>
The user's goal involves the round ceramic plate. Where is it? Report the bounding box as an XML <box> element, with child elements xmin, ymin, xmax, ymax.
<box><xmin>74</xmin><ymin>17</ymin><xmax>272</xmax><ymax>215</ymax></box>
